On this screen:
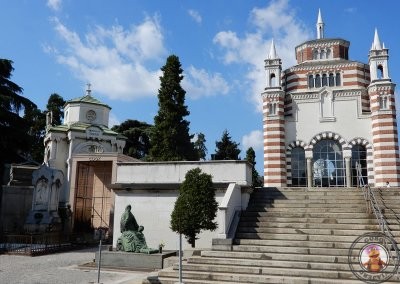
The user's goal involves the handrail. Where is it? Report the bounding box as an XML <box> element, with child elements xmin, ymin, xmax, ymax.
<box><xmin>355</xmin><ymin>163</ymin><xmax>394</xmax><ymax>239</ymax></box>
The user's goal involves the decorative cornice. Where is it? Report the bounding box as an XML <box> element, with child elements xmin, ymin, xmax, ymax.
<box><xmin>287</xmin><ymin>62</ymin><xmax>361</xmax><ymax>73</ymax></box>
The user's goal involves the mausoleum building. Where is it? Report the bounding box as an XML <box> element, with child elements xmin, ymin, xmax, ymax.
<box><xmin>43</xmin><ymin>86</ymin><xmax>134</xmax><ymax>233</ymax></box>
<box><xmin>262</xmin><ymin>10</ymin><xmax>400</xmax><ymax>188</ymax></box>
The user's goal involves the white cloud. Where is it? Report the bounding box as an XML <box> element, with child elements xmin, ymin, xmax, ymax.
<box><xmin>188</xmin><ymin>9</ymin><xmax>202</xmax><ymax>24</ymax></box>
<box><xmin>242</xmin><ymin>130</ymin><xmax>263</xmax><ymax>152</ymax></box>
<box><xmin>183</xmin><ymin>66</ymin><xmax>229</xmax><ymax>99</ymax></box>
<box><xmin>108</xmin><ymin>112</ymin><xmax>121</xmax><ymax>128</ymax></box>
<box><xmin>213</xmin><ymin>0</ymin><xmax>312</xmax><ymax>111</ymax></box>
<box><xmin>49</xmin><ymin>16</ymin><xmax>166</xmax><ymax>100</ymax></box>
<box><xmin>47</xmin><ymin>0</ymin><xmax>62</xmax><ymax>11</ymax></box>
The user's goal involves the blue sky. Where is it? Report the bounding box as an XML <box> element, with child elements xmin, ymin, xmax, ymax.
<box><xmin>1</xmin><ymin>0</ymin><xmax>400</xmax><ymax>174</ymax></box>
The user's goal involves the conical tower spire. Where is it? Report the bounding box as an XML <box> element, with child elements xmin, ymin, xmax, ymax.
<box><xmin>371</xmin><ymin>28</ymin><xmax>382</xmax><ymax>50</ymax></box>
<box><xmin>316</xmin><ymin>9</ymin><xmax>325</xmax><ymax>39</ymax></box>
<box><xmin>268</xmin><ymin>39</ymin><xmax>278</xmax><ymax>59</ymax></box>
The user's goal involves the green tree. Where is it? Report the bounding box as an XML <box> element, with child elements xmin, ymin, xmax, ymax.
<box><xmin>245</xmin><ymin>147</ymin><xmax>262</xmax><ymax>187</ymax></box>
<box><xmin>149</xmin><ymin>55</ymin><xmax>197</xmax><ymax>161</ymax></box>
<box><xmin>214</xmin><ymin>130</ymin><xmax>241</xmax><ymax>160</ymax></box>
<box><xmin>194</xmin><ymin>132</ymin><xmax>207</xmax><ymax>160</ymax></box>
<box><xmin>0</xmin><ymin>59</ymin><xmax>37</xmax><ymax>178</ymax></box>
<box><xmin>24</xmin><ymin>106</ymin><xmax>46</xmax><ymax>162</ymax></box>
<box><xmin>46</xmin><ymin>93</ymin><xmax>65</xmax><ymax>125</ymax></box>
<box><xmin>170</xmin><ymin>168</ymin><xmax>218</xmax><ymax>247</ymax></box>
<box><xmin>112</xmin><ymin>119</ymin><xmax>152</xmax><ymax>159</ymax></box>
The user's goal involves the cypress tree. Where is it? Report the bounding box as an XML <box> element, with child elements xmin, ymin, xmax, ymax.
<box><xmin>149</xmin><ymin>55</ymin><xmax>196</xmax><ymax>161</ymax></box>
<box><xmin>214</xmin><ymin>129</ymin><xmax>241</xmax><ymax>160</ymax></box>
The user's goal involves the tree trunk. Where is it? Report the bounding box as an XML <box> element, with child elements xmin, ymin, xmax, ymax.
<box><xmin>189</xmin><ymin>234</ymin><xmax>195</xmax><ymax>248</ymax></box>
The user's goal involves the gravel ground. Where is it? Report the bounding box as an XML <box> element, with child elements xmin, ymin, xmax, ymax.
<box><xmin>0</xmin><ymin>247</ymin><xmax>155</xmax><ymax>284</ymax></box>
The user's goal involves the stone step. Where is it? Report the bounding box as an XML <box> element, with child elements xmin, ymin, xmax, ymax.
<box><xmin>202</xmin><ymin>250</ymin><xmax>349</xmax><ymax>264</ymax></box>
<box><xmin>239</xmin><ymin>216</ymin><xmax>378</xmax><ymax>224</ymax></box>
<box><xmin>235</xmin><ymin>227</ymin><xmax>400</xmax><ymax>236</ymax></box>
<box><xmin>241</xmin><ymin>211</ymin><xmax>372</xmax><ymax>218</ymax></box>
<box><xmin>245</xmin><ymin>207</ymin><xmax>368</xmax><ymax>213</ymax></box>
<box><xmin>231</xmin><ymin>245</ymin><xmax>352</xmax><ymax>256</ymax></box>
<box><xmin>234</xmin><ymin>232</ymin><xmax>370</xmax><ymax>242</ymax></box>
<box><xmin>232</xmin><ymin>239</ymin><xmax>359</xmax><ymax>249</ymax></box>
<box><xmin>156</xmin><ymin>267</ymin><xmax>366</xmax><ymax>284</ymax></box>
<box><xmin>250</xmin><ymin>197</ymin><xmax>366</xmax><ymax>203</ymax></box>
<box><xmin>251</xmin><ymin>193</ymin><xmax>364</xmax><ymax>199</ymax></box>
<box><xmin>187</xmin><ymin>256</ymin><xmax>351</xmax><ymax>271</ymax></box>
<box><xmin>237</xmin><ymin>221</ymin><xmax>381</xmax><ymax>230</ymax></box>
<box><xmin>248</xmin><ymin>202</ymin><xmax>367</xmax><ymax>208</ymax></box>
<box><xmin>176</xmin><ymin>263</ymin><xmax>358</xmax><ymax>280</ymax></box>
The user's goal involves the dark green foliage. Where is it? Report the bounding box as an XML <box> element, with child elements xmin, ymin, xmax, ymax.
<box><xmin>24</xmin><ymin>106</ymin><xmax>46</xmax><ymax>162</ymax></box>
<box><xmin>149</xmin><ymin>55</ymin><xmax>197</xmax><ymax>161</ymax></box>
<box><xmin>46</xmin><ymin>93</ymin><xmax>65</xmax><ymax>125</ymax></box>
<box><xmin>194</xmin><ymin>132</ymin><xmax>207</xmax><ymax>160</ymax></box>
<box><xmin>214</xmin><ymin>129</ymin><xmax>241</xmax><ymax>160</ymax></box>
<box><xmin>0</xmin><ymin>59</ymin><xmax>37</xmax><ymax>169</ymax></box>
<box><xmin>112</xmin><ymin>119</ymin><xmax>152</xmax><ymax>159</ymax></box>
<box><xmin>170</xmin><ymin>168</ymin><xmax>218</xmax><ymax>247</ymax></box>
<box><xmin>245</xmin><ymin>147</ymin><xmax>262</xmax><ymax>187</ymax></box>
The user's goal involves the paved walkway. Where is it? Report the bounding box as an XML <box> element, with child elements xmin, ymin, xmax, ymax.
<box><xmin>0</xmin><ymin>247</ymin><xmax>156</xmax><ymax>284</ymax></box>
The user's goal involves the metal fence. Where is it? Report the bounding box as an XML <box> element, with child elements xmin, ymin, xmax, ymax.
<box><xmin>0</xmin><ymin>233</ymin><xmax>76</xmax><ymax>256</ymax></box>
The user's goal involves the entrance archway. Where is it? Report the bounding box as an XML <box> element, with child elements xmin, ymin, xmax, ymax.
<box><xmin>313</xmin><ymin>140</ymin><xmax>346</xmax><ymax>187</ymax></box>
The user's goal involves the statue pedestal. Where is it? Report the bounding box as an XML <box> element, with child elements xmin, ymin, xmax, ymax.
<box><xmin>95</xmin><ymin>250</ymin><xmax>177</xmax><ymax>269</ymax></box>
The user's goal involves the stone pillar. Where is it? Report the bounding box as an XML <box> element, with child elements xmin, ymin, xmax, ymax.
<box><xmin>305</xmin><ymin>149</ymin><xmax>313</xmax><ymax>188</ymax></box>
<box><xmin>345</xmin><ymin>157</ymin><xmax>352</xmax><ymax>187</ymax></box>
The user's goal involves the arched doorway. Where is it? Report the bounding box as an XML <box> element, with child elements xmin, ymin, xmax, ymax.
<box><xmin>351</xmin><ymin>145</ymin><xmax>368</xmax><ymax>186</ymax></box>
<box><xmin>291</xmin><ymin>147</ymin><xmax>307</xmax><ymax>186</ymax></box>
<box><xmin>313</xmin><ymin>140</ymin><xmax>346</xmax><ymax>187</ymax></box>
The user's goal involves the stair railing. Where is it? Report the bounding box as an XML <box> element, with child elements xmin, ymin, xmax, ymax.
<box><xmin>356</xmin><ymin>162</ymin><xmax>394</xmax><ymax>239</ymax></box>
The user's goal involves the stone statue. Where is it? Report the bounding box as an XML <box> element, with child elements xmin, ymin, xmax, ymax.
<box><xmin>116</xmin><ymin>205</ymin><xmax>158</xmax><ymax>254</ymax></box>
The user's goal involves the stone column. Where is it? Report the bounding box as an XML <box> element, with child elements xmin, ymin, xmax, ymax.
<box><xmin>343</xmin><ymin>149</ymin><xmax>352</xmax><ymax>188</ymax></box>
<box><xmin>305</xmin><ymin>149</ymin><xmax>313</xmax><ymax>188</ymax></box>
<box><xmin>345</xmin><ymin>157</ymin><xmax>352</xmax><ymax>188</ymax></box>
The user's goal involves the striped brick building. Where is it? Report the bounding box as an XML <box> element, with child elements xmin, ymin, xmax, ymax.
<box><xmin>262</xmin><ymin>10</ymin><xmax>400</xmax><ymax>188</ymax></box>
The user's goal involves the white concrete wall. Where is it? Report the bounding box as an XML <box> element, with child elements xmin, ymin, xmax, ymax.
<box><xmin>113</xmin><ymin>189</ymin><xmax>226</xmax><ymax>250</ymax></box>
<box><xmin>286</xmin><ymin>96</ymin><xmax>371</xmax><ymax>144</ymax></box>
<box><xmin>112</xmin><ymin>161</ymin><xmax>253</xmax><ymax>250</ymax></box>
<box><xmin>116</xmin><ymin>161</ymin><xmax>252</xmax><ymax>186</ymax></box>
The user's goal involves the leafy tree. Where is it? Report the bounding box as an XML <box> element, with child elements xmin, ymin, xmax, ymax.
<box><xmin>149</xmin><ymin>55</ymin><xmax>197</xmax><ymax>161</ymax></box>
<box><xmin>0</xmin><ymin>59</ymin><xmax>37</xmax><ymax>179</ymax></box>
<box><xmin>214</xmin><ymin>130</ymin><xmax>241</xmax><ymax>160</ymax></box>
<box><xmin>112</xmin><ymin>119</ymin><xmax>152</xmax><ymax>159</ymax></box>
<box><xmin>46</xmin><ymin>93</ymin><xmax>65</xmax><ymax>125</ymax></box>
<box><xmin>170</xmin><ymin>168</ymin><xmax>218</xmax><ymax>247</ymax></box>
<box><xmin>194</xmin><ymin>132</ymin><xmax>207</xmax><ymax>160</ymax></box>
<box><xmin>245</xmin><ymin>147</ymin><xmax>262</xmax><ymax>187</ymax></box>
<box><xmin>24</xmin><ymin>106</ymin><xmax>46</xmax><ymax>162</ymax></box>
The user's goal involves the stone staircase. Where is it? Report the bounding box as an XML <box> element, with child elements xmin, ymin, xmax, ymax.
<box><xmin>145</xmin><ymin>187</ymin><xmax>400</xmax><ymax>283</ymax></box>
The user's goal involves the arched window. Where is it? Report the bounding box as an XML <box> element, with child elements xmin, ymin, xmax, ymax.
<box><xmin>351</xmin><ymin>145</ymin><xmax>368</xmax><ymax>186</ymax></box>
<box><xmin>268</xmin><ymin>102</ymin><xmax>277</xmax><ymax>116</ymax></box>
<box><xmin>315</xmin><ymin>74</ymin><xmax>321</xmax><ymax>88</ymax></box>
<box><xmin>322</xmin><ymin>74</ymin><xmax>328</xmax><ymax>87</ymax></box>
<box><xmin>270</xmin><ymin>73</ymin><xmax>277</xmax><ymax>87</ymax></box>
<box><xmin>291</xmin><ymin>147</ymin><xmax>307</xmax><ymax>186</ymax></box>
<box><xmin>326</xmin><ymin>49</ymin><xmax>331</xmax><ymax>59</ymax></box>
<box><xmin>335</xmin><ymin>73</ymin><xmax>341</xmax><ymax>86</ymax></box>
<box><xmin>379</xmin><ymin>96</ymin><xmax>388</xmax><ymax>110</ymax></box>
<box><xmin>328</xmin><ymin>73</ymin><xmax>334</xmax><ymax>86</ymax></box>
<box><xmin>320</xmin><ymin>50</ymin><xmax>326</xmax><ymax>59</ymax></box>
<box><xmin>377</xmin><ymin>65</ymin><xmax>384</xmax><ymax>79</ymax></box>
<box><xmin>313</xmin><ymin>139</ymin><xmax>346</xmax><ymax>187</ymax></box>
<box><xmin>313</xmin><ymin>50</ymin><xmax>318</xmax><ymax>60</ymax></box>
<box><xmin>308</xmin><ymin>75</ymin><xmax>314</xmax><ymax>88</ymax></box>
